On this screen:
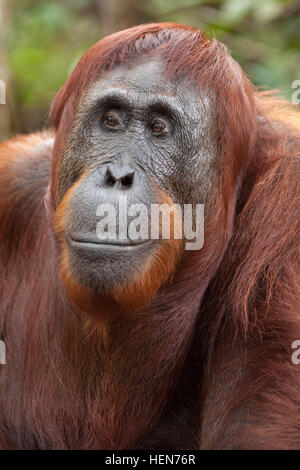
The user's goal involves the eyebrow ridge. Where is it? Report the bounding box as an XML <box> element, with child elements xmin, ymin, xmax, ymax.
<box><xmin>88</xmin><ymin>91</ymin><xmax>184</xmax><ymax>120</ymax></box>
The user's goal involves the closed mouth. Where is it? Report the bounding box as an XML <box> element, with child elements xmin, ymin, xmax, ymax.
<box><xmin>67</xmin><ymin>234</ymin><xmax>151</xmax><ymax>250</ymax></box>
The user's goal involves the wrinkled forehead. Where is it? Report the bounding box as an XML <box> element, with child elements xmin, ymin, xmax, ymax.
<box><xmin>81</xmin><ymin>57</ymin><xmax>211</xmax><ymax>116</ymax></box>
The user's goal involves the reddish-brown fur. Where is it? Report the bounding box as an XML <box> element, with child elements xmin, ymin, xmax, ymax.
<box><xmin>0</xmin><ymin>23</ymin><xmax>299</xmax><ymax>449</ymax></box>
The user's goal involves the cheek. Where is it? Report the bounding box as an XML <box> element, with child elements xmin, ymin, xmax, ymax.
<box><xmin>56</xmin><ymin>155</ymin><xmax>86</xmax><ymax>206</ymax></box>
<box><xmin>54</xmin><ymin>174</ymin><xmax>87</xmax><ymax>238</ymax></box>
<box><xmin>173</xmin><ymin>147</ymin><xmax>219</xmax><ymax>204</ymax></box>
<box><xmin>145</xmin><ymin>129</ymin><xmax>218</xmax><ymax>205</ymax></box>
<box><xmin>141</xmin><ymin>142</ymin><xmax>180</xmax><ymax>197</ymax></box>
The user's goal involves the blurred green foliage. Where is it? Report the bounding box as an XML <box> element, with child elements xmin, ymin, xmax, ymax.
<box><xmin>2</xmin><ymin>0</ymin><xmax>300</xmax><ymax>133</ymax></box>
<box><xmin>147</xmin><ymin>0</ymin><xmax>300</xmax><ymax>95</ymax></box>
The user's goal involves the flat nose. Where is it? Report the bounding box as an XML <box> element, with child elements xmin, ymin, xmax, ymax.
<box><xmin>105</xmin><ymin>164</ymin><xmax>135</xmax><ymax>189</ymax></box>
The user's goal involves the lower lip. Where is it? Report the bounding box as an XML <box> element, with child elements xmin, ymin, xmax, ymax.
<box><xmin>67</xmin><ymin>236</ymin><xmax>152</xmax><ymax>251</ymax></box>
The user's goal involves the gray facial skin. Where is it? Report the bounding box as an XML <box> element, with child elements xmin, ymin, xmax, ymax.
<box><xmin>57</xmin><ymin>57</ymin><xmax>218</xmax><ymax>291</ymax></box>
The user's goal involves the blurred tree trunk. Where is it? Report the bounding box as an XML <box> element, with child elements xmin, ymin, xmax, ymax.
<box><xmin>95</xmin><ymin>0</ymin><xmax>116</xmax><ymax>36</ymax></box>
<box><xmin>117</xmin><ymin>0</ymin><xmax>143</xmax><ymax>31</ymax></box>
<box><xmin>95</xmin><ymin>0</ymin><xmax>143</xmax><ymax>36</ymax></box>
<box><xmin>0</xmin><ymin>0</ymin><xmax>11</xmax><ymax>141</ymax></box>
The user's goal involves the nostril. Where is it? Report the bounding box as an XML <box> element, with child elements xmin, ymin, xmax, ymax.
<box><xmin>105</xmin><ymin>168</ymin><xmax>117</xmax><ymax>187</ymax></box>
<box><xmin>104</xmin><ymin>166</ymin><xmax>135</xmax><ymax>189</ymax></box>
<box><xmin>121</xmin><ymin>174</ymin><xmax>134</xmax><ymax>188</ymax></box>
